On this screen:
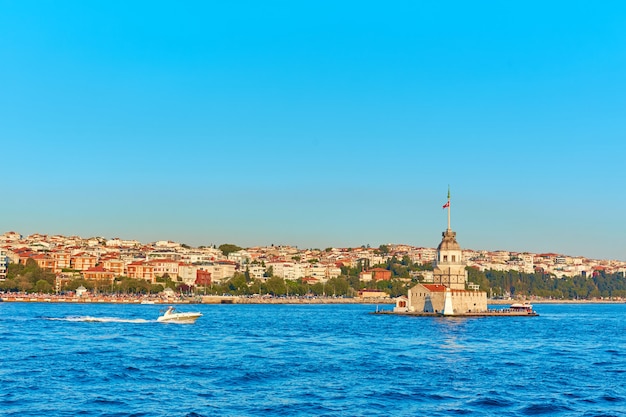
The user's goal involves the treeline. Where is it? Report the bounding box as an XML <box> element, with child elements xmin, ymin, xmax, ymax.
<box><xmin>0</xmin><ymin>258</ymin><xmax>420</xmax><ymax>297</ymax></box>
<box><xmin>209</xmin><ymin>273</ymin><xmax>416</xmax><ymax>298</ymax></box>
<box><xmin>468</xmin><ymin>268</ymin><xmax>626</xmax><ymax>299</ymax></box>
<box><xmin>5</xmin><ymin>258</ymin><xmax>624</xmax><ymax>299</ymax></box>
<box><xmin>1</xmin><ymin>259</ymin><xmax>57</xmax><ymax>293</ymax></box>
<box><xmin>1</xmin><ymin>259</ymin><xmax>171</xmax><ymax>294</ymax></box>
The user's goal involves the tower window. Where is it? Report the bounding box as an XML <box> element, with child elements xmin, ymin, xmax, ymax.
<box><xmin>452</xmin><ymin>255</ymin><xmax>456</xmax><ymax>262</ymax></box>
<box><xmin>443</xmin><ymin>255</ymin><xmax>448</xmax><ymax>262</ymax></box>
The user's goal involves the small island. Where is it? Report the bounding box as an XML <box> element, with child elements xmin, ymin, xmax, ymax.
<box><xmin>382</xmin><ymin>190</ymin><xmax>538</xmax><ymax>317</ymax></box>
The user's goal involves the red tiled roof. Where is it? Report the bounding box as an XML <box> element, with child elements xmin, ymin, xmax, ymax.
<box><xmin>422</xmin><ymin>284</ymin><xmax>447</xmax><ymax>292</ymax></box>
<box><xmin>85</xmin><ymin>266</ymin><xmax>110</xmax><ymax>272</ymax></box>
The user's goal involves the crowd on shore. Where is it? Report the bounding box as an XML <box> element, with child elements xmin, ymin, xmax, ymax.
<box><xmin>0</xmin><ymin>292</ymin><xmax>186</xmax><ymax>304</ymax></box>
<box><xmin>0</xmin><ymin>292</ymin><xmax>393</xmax><ymax>304</ymax></box>
<box><xmin>1</xmin><ymin>292</ymin><xmax>624</xmax><ymax>305</ymax></box>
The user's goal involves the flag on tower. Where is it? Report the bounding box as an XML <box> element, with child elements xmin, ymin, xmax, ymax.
<box><xmin>442</xmin><ymin>201</ymin><xmax>450</xmax><ymax>209</ymax></box>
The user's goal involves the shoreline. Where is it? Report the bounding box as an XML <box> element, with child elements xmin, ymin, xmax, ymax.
<box><xmin>487</xmin><ymin>298</ymin><xmax>626</xmax><ymax>305</ymax></box>
<box><xmin>0</xmin><ymin>294</ymin><xmax>395</xmax><ymax>305</ymax></box>
<box><xmin>1</xmin><ymin>294</ymin><xmax>625</xmax><ymax>305</ymax></box>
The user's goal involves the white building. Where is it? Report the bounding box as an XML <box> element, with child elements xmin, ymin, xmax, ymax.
<box><xmin>399</xmin><ymin>192</ymin><xmax>487</xmax><ymax>315</ymax></box>
<box><xmin>309</xmin><ymin>263</ymin><xmax>329</xmax><ymax>282</ymax></box>
<box><xmin>0</xmin><ymin>231</ymin><xmax>21</xmax><ymax>244</ymax></box>
<box><xmin>228</xmin><ymin>250</ymin><xmax>252</xmax><ymax>266</ymax></box>
<box><xmin>247</xmin><ymin>265</ymin><xmax>267</xmax><ymax>280</ymax></box>
<box><xmin>183</xmin><ymin>251</ymin><xmax>219</xmax><ymax>264</ymax></box>
<box><xmin>177</xmin><ymin>264</ymin><xmax>199</xmax><ymax>286</ymax></box>
<box><xmin>199</xmin><ymin>262</ymin><xmax>236</xmax><ymax>283</ymax></box>
<box><xmin>0</xmin><ymin>249</ymin><xmax>9</xmax><ymax>280</ymax></box>
<box><xmin>106</xmin><ymin>238</ymin><xmax>141</xmax><ymax>247</ymax></box>
<box><xmin>267</xmin><ymin>262</ymin><xmax>307</xmax><ymax>280</ymax></box>
<box><xmin>146</xmin><ymin>251</ymin><xmax>182</xmax><ymax>261</ymax></box>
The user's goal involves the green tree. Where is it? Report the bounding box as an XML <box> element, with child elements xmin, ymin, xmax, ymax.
<box><xmin>7</xmin><ymin>259</ymin><xmax>55</xmax><ymax>292</ymax></box>
<box><xmin>311</xmin><ymin>282</ymin><xmax>325</xmax><ymax>295</ymax></box>
<box><xmin>265</xmin><ymin>276</ymin><xmax>286</xmax><ymax>295</ymax></box>
<box><xmin>150</xmin><ymin>283</ymin><xmax>165</xmax><ymax>293</ymax></box>
<box><xmin>325</xmin><ymin>277</ymin><xmax>350</xmax><ymax>296</ymax></box>
<box><xmin>218</xmin><ymin>244</ymin><xmax>243</xmax><ymax>257</ymax></box>
<box><xmin>34</xmin><ymin>279</ymin><xmax>53</xmax><ymax>293</ymax></box>
<box><xmin>388</xmin><ymin>279</ymin><xmax>410</xmax><ymax>297</ymax></box>
<box><xmin>227</xmin><ymin>273</ymin><xmax>249</xmax><ymax>295</ymax></box>
<box><xmin>467</xmin><ymin>267</ymin><xmax>490</xmax><ymax>291</ymax></box>
<box><xmin>248</xmin><ymin>279</ymin><xmax>263</xmax><ymax>295</ymax></box>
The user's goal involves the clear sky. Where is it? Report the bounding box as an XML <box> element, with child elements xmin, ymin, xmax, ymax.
<box><xmin>1</xmin><ymin>1</ymin><xmax>625</xmax><ymax>260</ymax></box>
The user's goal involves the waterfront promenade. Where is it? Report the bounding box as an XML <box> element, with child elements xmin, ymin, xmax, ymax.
<box><xmin>0</xmin><ymin>293</ymin><xmax>395</xmax><ymax>305</ymax></box>
<box><xmin>1</xmin><ymin>293</ymin><xmax>624</xmax><ymax>305</ymax></box>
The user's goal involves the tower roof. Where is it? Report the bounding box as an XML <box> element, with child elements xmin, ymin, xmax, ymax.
<box><xmin>437</xmin><ymin>229</ymin><xmax>461</xmax><ymax>251</ymax></box>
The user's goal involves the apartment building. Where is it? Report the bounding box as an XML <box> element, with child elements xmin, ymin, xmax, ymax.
<box><xmin>148</xmin><ymin>259</ymin><xmax>181</xmax><ymax>278</ymax></box>
<box><xmin>209</xmin><ymin>261</ymin><xmax>236</xmax><ymax>282</ymax></box>
<box><xmin>267</xmin><ymin>261</ymin><xmax>307</xmax><ymax>280</ymax></box>
<box><xmin>126</xmin><ymin>261</ymin><xmax>156</xmax><ymax>283</ymax></box>
<box><xmin>71</xmin><ymin>253</ymin><xmax>98</xmax><ymax>271</ymax></box>
<box><xmin>308</xmin><ymin>263</ymin><xmax>342</xmax><ymax>282</ymax></box>
<box><xmin>51</xmin><ymin>250</ymin><xmax>71</xmax><ymax>271</ymax></box>
<box><xmin>247</xmin><ymin>265</ymin><xmax>266</xmax><ymax>280</ymax></box>
<box><xmin>146</xmin><ymin>251</ymin><xmax>182</xmax><ymax>261</ymax></box>
<box><xmin>82</xmin><ymin>266</ymin><xmax>115</xmax><ymax>283</ymax></box>
<box><xmin>0</xmin><ymin>249</ymin><xmax>9</xmax><ymax>279</ymax></box>
<box><xmin>101</xmin><ymin>258</ymin><xmax>125</xmax><ymax>276</ymax></box>
<box><xmin>31</xmin><ymin>253</ymin><xmax>57</xmax><ymax>271</ymax></box>
<box><xmin>228</xmin><ymin>250</ymin><xmax>252</xmax><ymax>266</ymax></box>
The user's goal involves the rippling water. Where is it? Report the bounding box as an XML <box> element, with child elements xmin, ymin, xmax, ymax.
<box><xmin>1</xmin><ymin>302</ymin><xmax>625</xmax><ymax>416</ymax></box>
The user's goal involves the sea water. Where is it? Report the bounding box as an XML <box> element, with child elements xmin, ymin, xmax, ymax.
<box><xmin>0</xmin><ymin>302</ymin><xmax>625</xmax><ymax>416</ymax></box>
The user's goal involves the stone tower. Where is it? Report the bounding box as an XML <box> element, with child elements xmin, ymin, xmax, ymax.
<box><xmin>433</xmin><ymin>188</ymin><xmax>467</xmax><ymax>290</ymax></box>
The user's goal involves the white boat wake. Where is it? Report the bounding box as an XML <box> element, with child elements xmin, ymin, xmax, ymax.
<box><xmin>48</xmin><ymin>316</ymin><xmax>151</xmax><ymax>324</ymax></box>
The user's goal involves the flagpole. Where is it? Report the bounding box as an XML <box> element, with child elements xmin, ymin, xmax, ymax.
<box><xmin>447</xmin><ymin>186</ymin><xmax>451</xmax><ymax>231</ymax></box>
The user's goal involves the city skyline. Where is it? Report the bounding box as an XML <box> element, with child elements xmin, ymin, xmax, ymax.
<box><xmin>1</xmin><ymin>1</ymin><xmax>625</xmax><ymax>261</ymax></box>
<box><xmin>1</xmin><ymin>227</ymin><xmax>622</xmax><ymax>265</ymax></box>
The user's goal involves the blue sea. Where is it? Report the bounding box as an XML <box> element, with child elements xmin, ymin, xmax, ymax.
<box><xmin>1</xmin><ymin>302</ymin><xmax>625</xmax><ymax>417</ymax></box>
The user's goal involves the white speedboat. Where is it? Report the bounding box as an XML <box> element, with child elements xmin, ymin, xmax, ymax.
<box><xmin>157</xmin><ymin>306</ymin><xmax>202</xmax><ymax>324</ymax></box>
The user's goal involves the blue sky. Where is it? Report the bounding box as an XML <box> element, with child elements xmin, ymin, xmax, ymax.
<box><xmin>1</xmin><ymin>1</ymin><xmax>625</xmax><ymax>260</ymax></box>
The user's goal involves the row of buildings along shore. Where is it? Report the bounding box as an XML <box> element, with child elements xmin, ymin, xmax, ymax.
<box><xmin>1</xmin><ymin>230</ymin><xmax>625</xmax><ymax>287</ymax></box>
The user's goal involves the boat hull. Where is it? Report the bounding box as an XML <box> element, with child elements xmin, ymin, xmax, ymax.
<box><xmin>157</xmin><ymin>312</ymin><xmax>202</xmax><ymax>324</ymax></box>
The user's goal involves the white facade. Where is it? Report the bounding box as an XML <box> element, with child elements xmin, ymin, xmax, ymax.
<box><xmin>106</xmin><ymin>238</ymin><xmax>140</xmax><ymax>247</ymax></box>
<box><xmin>146</xmin><ymin>251</ymin><xmax>182</xmax><ymax>261</ymax></box>
<box><xmin>149</xmin><ymin>260</ymin><xmax>180</xmax><ymax>278</ymax></box>
<box><xmin>360</xmin><ymin>271</ymin><xmax>373</xmax><ymax>282</ymax></box>
<box><xmin>228</xmin><ymin>250</ymin><xmax>252</xmax><ymax>266</ymax></box>
<box><xmin>0</xmin><ymin>249</ymin><xmax>9</xmax><ymax>279</ymax></box>
<box><xmin>183</xmin><ymin>252</ymin><xmax>219</xmax><ymax>264</ymax></box>
<box><xmin>178</xmin><ymin>264</ymin><xmax>199</xmax><ymax>286</ymax></box>
<box><xmin>309</xmin><ymin>264</ymin><xmax>328</xmax><ymax>282</ymax></box>
<box><xmin>200</xmin><ymin>263</ymin><xmax>236</xmax><ymax>283</ymax></box>
<box><xmin>0</xmin><ymin>231</ymin><xmax>21</xmax><ymax>243</ymax></box>
<box><xmin>267</xmin><ymin>262</ymin><xmax>307</xmax><ymax>280</ymax></box>
<box><xmin>155</xmin><ymin>240</ymin><xmax>180</xmax><ymax>248</ymax></box>
<box><xmin>411</xmin><ymin>248</ymin><xmax>437</xmax><ymax>263</ymax></box>
<box><xmin>247</xmin><ymin>265</ymin><xmax>266</xmax><ymax>280</ymax></box>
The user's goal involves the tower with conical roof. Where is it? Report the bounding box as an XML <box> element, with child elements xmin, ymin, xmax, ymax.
<box><xmin>433</xmin><ymin>188</ymin><xmax>467</xmax><ymax>290</ymax></box>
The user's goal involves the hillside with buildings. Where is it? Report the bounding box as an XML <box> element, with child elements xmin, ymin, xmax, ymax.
<box><xmin>1</xmin><ymin>231</ymin><xmax>625</xmax><ymax>299</ymax></box>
